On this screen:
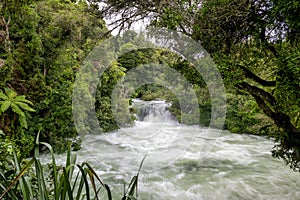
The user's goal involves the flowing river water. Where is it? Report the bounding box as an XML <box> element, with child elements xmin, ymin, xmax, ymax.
<box><xmin>46</xmin><ymin>100</ymin><xmax>300</xmax><ymax>199</ymax></box>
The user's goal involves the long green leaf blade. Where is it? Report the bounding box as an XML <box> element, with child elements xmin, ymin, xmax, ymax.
<box><xmin>35</xmin><ymin>158</ymin><xmax>49</xmax><ymax>200</ymax></box>
<box><xmin>63</xmin><ymin>167</ymin><xmax>73</xmax><ymax>200</ymax></box>
<box><xmin>0</xmin><ymin>158</ymin><xmax>34</xmax><ymax>199</ymax></box>
<box><xmin>40</xmin><ymin>142</ymin><xmax>58</xmax><ymax>199</ymax></box>
<box><xmin>76</xmin><ymin>165</ymin><xmax>90</xmax><ymax>200</ymax></box>
<box><xmin>13</xmin><ymin>150</ymin><xmax>31</xmax><ymax>200</ymax></box>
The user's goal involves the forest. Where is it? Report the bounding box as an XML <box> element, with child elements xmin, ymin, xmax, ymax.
<box><xmin>0</xmin><ymin>0</ymin><xmax>300</xmax><ymax>199</ymax></box>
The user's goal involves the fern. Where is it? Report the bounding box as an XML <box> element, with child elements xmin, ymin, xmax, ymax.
<box><xmin>1</xmin><ymin>101</ymin><xmax>11</xmax><ymax>113</ymax></box>
<box><xmin>0</xmin><ymin>92</ymin><xmax>8</xmax><ymax>100</ymax></box>
<box><xmin>14</xmin><ymin>102</ymin><xmax>35</xmax><ymax>112</ymax></box>
<box><xmin>0</xmin><ymin>88</ymin><xmax>35</xmax><ymax>134</ymax></box>
<box><xmin>6</xmin><ymin>89</ymin><xmax>17</xmax><ymax>99</ymax></box>
<box><xmin>11</xmin><ymin>104</ymin><xmax>26</xmax><ymax>117</ymax></box>
<box><xmin>14</xmin><ymin>96</ymin><xmax>34</xmax><ymax>105</ymax></box>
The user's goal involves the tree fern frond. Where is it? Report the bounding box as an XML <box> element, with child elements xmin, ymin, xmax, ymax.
<box><xmin>1</xmin><ymin>101</ymin><xmax>11</xmax><ymax>113</ymax></box>
<box><xmin>14</xmin><ymin>102</ymin><xmax>35</xmax><ymax>112</ymax></box>
<box><xmin>6</xmin><ymin>89</ymin><xmax>17</xmax><ymax>100</ymax></box>
<box><xmin>13</xmin><ymin>95</ymin><xmax>26</xmax><ymax>101</ymax></box>
<box><xmin>0</xmin><ymin>92</ymin><xmax>8</xmax><ymax>100</ymax></box>
<box><xmin>14</xmin><ymin>96</ymin><xmax>34</xmax><ymax>106</ymax></box>
<box><xmin>11</xmin><ymin>103</ymin><xmax>25</xmax><ymax>117</ymax></box>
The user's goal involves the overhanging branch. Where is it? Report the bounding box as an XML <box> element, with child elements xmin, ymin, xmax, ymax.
<box><xmin>237</xmin><ymin>82</ymin><xmax>300</xmax><ymax>136</ymax></box>
<box><xmin>237</xmin><ymin>82</ymin><xmax>276</xmax><ymax>106</ymax></box>
<box><xmin>237</xmin><ymin>64</ymin><xmax>276</xmax><ymax>87</ymax></box>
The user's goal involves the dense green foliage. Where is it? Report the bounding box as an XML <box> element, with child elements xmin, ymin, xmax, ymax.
<box><xmin>0</xmin><ymin>0</ymin><xmax>106</xmax><ymax>153</ymax></box>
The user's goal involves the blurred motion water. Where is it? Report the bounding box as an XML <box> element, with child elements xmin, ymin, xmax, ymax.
<box><xmin>47</xmin><ymin>100</ymin><xmax>300</xmax><ymax>199</ymax></box>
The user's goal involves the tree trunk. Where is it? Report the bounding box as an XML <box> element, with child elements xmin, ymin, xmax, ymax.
<box><xmin>1</xmin><ymin>16</ymin><xmax>11</xmax><ymax>54</ymax></box>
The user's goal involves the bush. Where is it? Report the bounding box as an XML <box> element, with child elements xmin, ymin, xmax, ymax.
<box><xmin>0</xmin><ymin>135</ymin><xmax>144</xmax><ymax>200</ymax></box>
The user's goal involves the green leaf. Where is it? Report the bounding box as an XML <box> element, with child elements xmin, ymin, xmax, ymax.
<box><xmin>104</xmin><ymin>184</ymin><xmax>112</xmax><ymax>200</ymax></box>
<box><xmin>11</xmin><ymin>103</ymin><xmax>25</xmax><ymax>117</ymax></box>
<box><xmin>1</xmin><ymin>101</ymin><xmax>11</xmax><ymax>113</ymax></box>
<box><xmin>35</xmin><ymin>158</ymin><xmax>49</xmax><ymax>200</ymax></box>
<box><xmin>6</xmin><ymin>90</ymin><xmax>17</xmax><ymax>100</ymax></box>
<box><xmin>40</xmin><ymin>142</ymin><xmax>58</xmax><ymax>199</ymax></box>
<box><xmin>63</xmin><ymin>167</ymin><xmax>74</xmax><ymax>200</ymax></box>
<box><xmin>0</xmin><ymin>92</ymin><xmax>8</xmax><ymax>100</ymax></box>
<box><xmin>19</xmin><ymin>115</ymin><xmax>28</xmax><ymax>129</ymax></box>
<box><xmin>123</xmin><ymin>155</ymin><xmax>146</xmax><ymax>199</ymax></box>
<box><xmin>125</xmin><ymin>176</ymin><xmax>137</xmax><ymax>199</ymax></box>
<box><xmin>0</xmin><ymin>158</ymin><xmax>34</xmax><ymax>200</ymax></box>
<box><xmin>82</xmin><ymin>162</ymin><xmax>113</xmax><ymax>199</ymax></box>
<box><xmin>14</xmin><ymin>96</ymin><xmax>34</xmax><ymax>105</ymax></box>
<box><xmin>76</xmin><ymin>165</ymin><xmax>90</xmax><ymax>200</ymax></box>
<box><xmin>13</xmin><ymin>150</ymin><xmax>32</xmax><ymax>200</ymax></box>
<box><xmin>14</xmin><ymin>102</ymin><xmax>35</xmax><ymax>112</ymax></box>
<box><xmin>87</xmin><ymin>170</ymin><xmax>98</xmax><ymax>200</ymax></box>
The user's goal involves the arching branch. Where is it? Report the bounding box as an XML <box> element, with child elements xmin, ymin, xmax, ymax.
<box><xmin>237</xmin><ymin>81</ymin><xmax>300</xmax><ymax>136</ymax></box>
<box><xmin>237</xmin><ymin>64</ymin><xmax>276</xmax><ymax>87</ymax></box>
<box><xmin>237</xmin><ymin>82</ymin><xmax>276</xmax><ymax>106</ymax></box>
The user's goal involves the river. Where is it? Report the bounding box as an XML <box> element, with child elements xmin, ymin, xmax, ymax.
<box><xmin>48</xmin><ymin>100</ymin><xmax>300</xmax><ymax>199</ymax></box>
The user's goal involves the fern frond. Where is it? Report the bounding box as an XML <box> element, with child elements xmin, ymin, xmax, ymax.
<box><xmin>14</xmin><ymin>102</ymin><xmax>35</xmax><ymax>112</ymax></box>
<box><xmin>6</xmin><ymin>89</ymin><xmax>17</xmax><ymax>100</ymax></box>
<box><xmin>1</xmin><ymin>101</ymin><xmax>11</xmax><ymax>113</ymax></box>
<box><xmin>11</xmin><ymin>103</ymin><xmax>25</xmax><ymax>117</ymax></box>
<box><xmin>19</xmin><ymin>115</ymin><xmax>28</xmax><ymax>129</ymax></box>
<box><xmin>0</xmin><ymin>92</ymin><xmax>8</xmax><ymax>100</ymax></box>
<box><xmin>14</xmin><ymin>96</ymin><xmax>34</xmax><ymax>106</ymax></box>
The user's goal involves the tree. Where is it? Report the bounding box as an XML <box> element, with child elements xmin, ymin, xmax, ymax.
<box><xmin>95</xmin><ymin>0</ymin><xmax>300</xmax><ymax>171</ymax></box>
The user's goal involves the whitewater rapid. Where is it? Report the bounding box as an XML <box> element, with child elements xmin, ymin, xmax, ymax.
<box><xmin>44</xmin><ymin>100</ymin><xmax>300</xmax><ymax>199</ymax></box>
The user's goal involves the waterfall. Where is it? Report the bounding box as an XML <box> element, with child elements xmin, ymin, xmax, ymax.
<box><xmin>132</xmin><ymin>99</ymin><xmax>175</xmax><ymax>123</ymax></box>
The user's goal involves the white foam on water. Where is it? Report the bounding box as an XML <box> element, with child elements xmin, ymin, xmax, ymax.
<box><xmin>40</xmin><ymin>100</ymin><xmax>300</xmax><ymax>199</ymax></box>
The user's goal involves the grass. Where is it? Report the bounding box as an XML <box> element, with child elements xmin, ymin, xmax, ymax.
<box><xmin>0</xmin><ymin>133</ymin><xmax>145</xmax><ymax>200</ymax></box>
